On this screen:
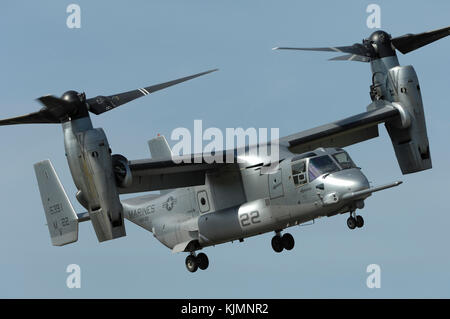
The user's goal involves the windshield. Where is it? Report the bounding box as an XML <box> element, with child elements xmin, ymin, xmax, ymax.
<box><xmin>333</xmin><ymin>152</ymin><xmax>356</xmax><ymax>169</ymax></box>
<box><xmin>308</xmin><ymin>155</ymin><xmax>339</xmax><ymax>181</ymax></box>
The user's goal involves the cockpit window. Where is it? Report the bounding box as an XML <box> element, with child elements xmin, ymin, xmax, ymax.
<box><xmin>333</xmin><ymin>152</ymin><xmax>356</xmax><ymax>169</ymax></box>
<box><xmin>291</xmin><ymin>152</ymin><xmax>317</xmax><ymax>162</ymax></box>
<box><xmin>308</xmin><ymin>155</ymin><xmax>339</xmax><ymax>181</ymax></box>
<box><xmin>291</xmin><ymin>160</ymin><xmax>307</xmax><ymax>187</ymax></box>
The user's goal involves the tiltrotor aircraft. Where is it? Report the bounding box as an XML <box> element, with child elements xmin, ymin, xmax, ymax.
<box><xmin>0</xmin><ymin>26</ymin><xmax>448</xmax><ymax>272</ymax></box>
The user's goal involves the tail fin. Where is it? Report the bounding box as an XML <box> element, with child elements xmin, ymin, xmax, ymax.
<box><xmin>148</xmin><ymin>135</ymin><xmax>174</xmax><ymax>195</ymax></box>
<box><xmin>34</xmin><ymin>160</ymin><xmax>78</xmax><ymax>246</ymax></box>
<box><xmin>148</xmin><ymin>135</ymin><xmax>173</xmax><ymax>160</ymax></box>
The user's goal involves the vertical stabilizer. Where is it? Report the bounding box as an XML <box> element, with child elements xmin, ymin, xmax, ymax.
<box><xmin>148</xmin><ymin>135</ymin><xmax>174</xmax><ymax>195</ymax></box>
<box><xmin>34</xmin><ymin>160</ymin><xmax>78</xmax><ymax>246</ymax></box>
<box><xmin>148</xmin><ymin>135</ymin><xmax>173</xmax><ymax>160</ymax></box>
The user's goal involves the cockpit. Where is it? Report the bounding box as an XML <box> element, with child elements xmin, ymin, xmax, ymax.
<box><xmin>290</xmin><ymin>149</ymin><xmax>357</xmax><ymax>187</ymax></box>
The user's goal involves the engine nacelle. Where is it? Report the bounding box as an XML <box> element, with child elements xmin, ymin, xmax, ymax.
<box><xmin>385</xmin><ymin>65</ymin><xmax>432</xmax><ymax>174</ymax></box>
<box><xmin>112</xmin><ymin>154</ymin><xmax>132</xmax><ymax>188</ymax></box>
<box><xmin>75</xmin><ymin>127</ymin><xmax>126</xmax><ymax>241</ymax></box>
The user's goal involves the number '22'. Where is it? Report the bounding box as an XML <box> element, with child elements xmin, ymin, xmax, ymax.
<box><xmin>240</xmin><ymin>211</ymin><xmax>261</xmax><ymax>227</ymax></box>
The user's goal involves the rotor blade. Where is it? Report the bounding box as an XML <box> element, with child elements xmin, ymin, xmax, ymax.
<box><xmin>392</xmin><ymin>26</ymin><xmax>450</xmax><ymax>54</ymax></box>
<box><xmin>86</xmin><ymin>69</ymin><xmax>218</xmax><ymax>115</ymax></box>
<box><xmin>329</xmin><ymin>54</ymin><xmax>370</xmax><ymax>62</ymax></box>
<box><xmin>273</xmin><ymin>44</ymin><xmax>369</xmax><ymax>56</ymax></box>
<box><xmin>37</xmin><ymin>95</ymin><xmax>79</xmax><ymax>120</ymax></box>
<box><xmin>0</xmin><ymin>111</ymin><xmax>59</xmax><ymax>126</ymax></box>
<box><xmin>0</xmin><ymin>95</ymin><xmax>79</xmax><ymax>126</ymax></box>
<box><xmin>37</xmin><ymin>95</ymin><xmax>70</xmax><ymax>112</ymax></box>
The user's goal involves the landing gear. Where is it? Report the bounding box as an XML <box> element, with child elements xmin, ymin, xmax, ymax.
<box><xmin>271</xmin><ymin>235</ymin><xmax>284</xmax><ymax>253</ymax></box>
<box><xmin>197</xmin><ymin>253</ymin><xmax>209</xmax><ymax>270</ymax></box>
<box><xmin>347</xmin><ymin>212</ymin><xmax>364</xmax><ymax>230</ymax></box>
<box><xmin>355</xmin><ymin>215</ymin><xmax>364</xmax><ymax>228</ymax></box>
<box><xmin>185</xmin><ymin>255</ymin><xmax>198</xmax><ymax>273</ymax></box>
<box><xmin>347</xmin><ymin>216</ymin><xmax>357</xmax><ymax>229</ymax></box>
<box><xmin>282</xmin><ymin>233</ymin><xmax>295</xmax><ymax>250</ymax></box>
<box><xmin>185</xmin><ymin>252</ymin><xmax>209</xmax><ymax>273</ymax></box>
<box><xmin>271</xmin><ymin>232</ymin><xmax>295</xmax><ymax>253</ymax></box>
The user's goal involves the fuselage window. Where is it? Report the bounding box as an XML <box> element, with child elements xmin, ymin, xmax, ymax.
<box><xmin>333</xmin><ymin>152</ymin><xmax>356</xmax><ymax>169</ymax></box>
<box><xmin>291</xmin><ymin>160</ymin><xmax>307</xmax><ymax>186</ymax></box>
<box><xmin>308</xmin><ymin>155</ymin><xmax>340</xmax><ymax>182</ymax></box>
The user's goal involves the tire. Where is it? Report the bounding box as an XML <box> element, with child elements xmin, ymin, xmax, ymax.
<box><xmin>271</xmin><ymin>236</ymin><xmax>283</xmax><ymax>253</ymax></box>
<box><xmin>282</xmin><ymin>233</ymin><xmax>295</xmax><ymax>250</ymax></box>
<box><xmin>185</xmin><ymin>255</ymin><xmax>198</xmax><ymax>273</ymax></box>
<box><xmin>347</xmin><ymin>217</ymin><xmax>357</xmax><ymax>230</ymax></box>
<box><xmin>356</xmin><ymin>215</ymin><xmax>364</xmax><ymax>228</ymax></box>
<box><xmin>197</xmin><ymin>253</ymin><xmax>209</xmax><ymax>270</ymax></box>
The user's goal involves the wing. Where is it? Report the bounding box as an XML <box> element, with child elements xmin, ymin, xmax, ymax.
<box><xmin>119</xmin><ymin>102</ymin><xmax>401</xmax><ymax>194</ymax></box>
<box><xmin>118</xmin><ymin>152</ymin><xmax>236</xmax><ymax>194</ymax></box>
<box><xmin>279</xmin><ymin>102</ymin><xmax>400</xmax><ymax>154</ymax></box>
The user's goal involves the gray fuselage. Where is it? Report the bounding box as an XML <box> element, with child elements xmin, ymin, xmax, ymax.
<box><xmin>122</xmin><ymin>147</ymin><xmax>369</xmax><ymax>252</ymax></box>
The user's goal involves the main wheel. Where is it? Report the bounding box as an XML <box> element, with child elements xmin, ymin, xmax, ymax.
<box><xmin>282</xmin><ymin>233</ymin><xmax>295</xmax><ymax>250</ymax></box>
<box><xmin>271</xmin><ymin>236</ymin><xmax>283</xmax><ymax>253</ymax></box>
<box><xmin>347</xmin><ymin>217</ymin><xmax>357</xmax><ymax>230</ymax></box>
<box><xmin>356</xmin><ymin>215</ymin><xmax>364</xmax><ymax>228</ymax></box>
<box><xmin>185</xmin><ymin>255</ymin><xmax>198</xmax><ymax>273</ymax></box>
<box><xmin>197</xmin><ymin>253</ymin><xmax>209</xmax><ymax>270</ymax></box>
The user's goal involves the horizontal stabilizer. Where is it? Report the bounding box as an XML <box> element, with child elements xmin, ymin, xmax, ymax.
<box><xmin>77</xmin><ymin>212</ymin><xmax>90</xmax><ymax>223</ymax></box>
<box><xmin>34</xmin><ymin>160</ymin><xmax>78</xmax><ymax>246</ymax></box>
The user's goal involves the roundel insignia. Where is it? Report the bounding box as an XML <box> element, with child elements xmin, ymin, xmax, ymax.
<box><xmin>164</xmin><ymin>196</ymin><xmax>177</xmax><ymax>211</ymax></box>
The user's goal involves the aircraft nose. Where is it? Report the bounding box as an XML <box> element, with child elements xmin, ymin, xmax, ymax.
<box><xmin>320</xmin><ymin>169</ymin><xmax>370</xmax><ymax>206</ymax></box>
<box><xmin>324</xmin><ymin>169</ymin><xmax>370</xmax><ymax>194</ymax></box>
<box><xmin>344</xmin><ymin>170</ymin><xmax>370</xmax><ymax>193</ymax></box>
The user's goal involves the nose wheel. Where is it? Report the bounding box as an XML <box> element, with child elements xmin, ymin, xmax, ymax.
<box><xmin>347</xmin><ymin>213</ymin><xmax>364</xmax><ymax>230</ymax></box>
<box><xmin>271</xmin><ymin>232</ymin><xmax>295</xmax><ymax>253</ymax></box>
<box><xmin>185</xmin><ymin>252</ymin><xmax>209</xmax><ymax>273</ymax></box>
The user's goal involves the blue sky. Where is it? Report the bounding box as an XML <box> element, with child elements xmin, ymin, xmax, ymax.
<box><xmin>0</xmin><ymin>0</ymin><xmax>449</xmax><ymax>298</ymax></box>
